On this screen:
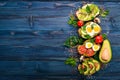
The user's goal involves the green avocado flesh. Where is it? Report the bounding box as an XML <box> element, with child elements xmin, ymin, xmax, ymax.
<box><xmin>78</xmin><ymin>58</ymin><xmax>100</xmax><ymax>75</ymax></box>
<box><xmin>82</xmin><ymin>63</ymin><xmax>90</xmax><ymax>75</ymax></box>
<box><xmin>88</xmin><ymin>61</ymin><xmax>96</xmax><ymax>75</ymax></box>
<box><xmin>78</xmin><ymin>63</ymin><xmax>90</xmax><ymax>75</ymax></box>
<box><xmin>76</xmin><ymin>4</ymin><xmax>100</xmax><ymax>21</ymax></box>
<box><xmin>91</xmin><ymin>59</ymin><xmax>100</xmax><ymax>71</ymax></box>
<box><xmin>99</xmin><ymin>39</ymin><xmax>112</xmax><ymax>63</ymax></box>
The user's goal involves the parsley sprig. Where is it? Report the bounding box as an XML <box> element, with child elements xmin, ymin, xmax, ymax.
<box><xmin>68</xmin><ymin>14</ymin><xmax>78</xmax><ymax>27</ymax></box>
<box><xmin>64</xmin><ymin>36</ymin><xmax>84</xmax><ymax>48</ymax></box>
<box><xmin>100</xmin><ymin>8</ymin><xmax>109</xmax><ymax>18</ymax></box>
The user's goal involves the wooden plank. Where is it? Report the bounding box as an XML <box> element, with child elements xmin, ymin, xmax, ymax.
<box><xmin>0</xmin><ymin>32</ymin><xmax>119</xmax><ymax>46</ymax></box>
<box><xmin>0</xmin><ymin>61</ymin><xmax>119</xmax><ymax>79</ymax></box>
<box><xmin>0</xmin><ymin>61</ymin><xmax>77</xmax><ymax>75</ymax></box>
<box><xmin>0</xmin><ymin>44</ymin><xmax>119</xmax><ymax>61</ymax></box>
<box><xmin>0</xmin><ymin>2</ymin><xmax>119</xmax><ymax>30</ymax></box>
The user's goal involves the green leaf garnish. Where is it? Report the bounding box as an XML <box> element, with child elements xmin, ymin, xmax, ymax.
<box><xmin>65</xmin><ymin>57</ymin><xmax>77</xmax><ymax>67</ymax></box>
<box><xmin>102</xmin><ymin>33</ymin><xmax>107</xmax><ymax>39</ymax></box>
<box><xmin>82</xmin><ymin>25</ymin><xmax>86</xmax><ymax>31</ymax></box>
<box><xmin>64</xmin><ymin>36</ymin><xmax>84</xmax><ymax>48</ymax></box>
<box><xmin>78</xmin><ymin>38</ymin><xmax>84</xmax><ymax>45</ymax></box>
<box><xmin>68</xmin><ymin>14</ymin><xmax>78</xmax><ymax>27</ymax></box>
<box><xmin>86</xmin><ymin>5</ymin><xmax>91</xmax><ymax>13</ymax></box>
<box><xmin>90</xmin><ymin>38</ymin><xmax>95</xmax><ymax>43</ymax></box>
<box><xmin>84</xmin><ymin>35</ymin><xmax>91</xmax><ymax>39</ymax></box>
<box><xmin>100</xmin><ymin>9</ymin><xmax>109</xmax><ymax>18</ymax></box>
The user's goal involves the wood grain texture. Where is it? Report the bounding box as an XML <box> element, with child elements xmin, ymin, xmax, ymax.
<box><xmin>0</xmin><ymin>1</ymin><xmax>120</xmax><ymax>80</ymax></box>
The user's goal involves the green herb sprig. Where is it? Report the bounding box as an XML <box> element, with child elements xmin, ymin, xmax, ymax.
<box><xmin>100</xmin><ymin>9</ymin><xmax>109</xmax><ymax>18</ymax></box>
<box><xmin>65</xmin><ymin>57</ymin><xmax>77</xmax><ymax>67</ymax></box>
<box><xmin>68</xmin><ymin>14</ymin><xmax>78</xmax><ymax>27</ymax></box>
<box><xmin>64</xmin><ymin>36</ymin><xmax>84</xmax><ymax>48</ymax></box>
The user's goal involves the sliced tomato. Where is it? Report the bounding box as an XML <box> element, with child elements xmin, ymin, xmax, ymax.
<box><xmin>86</xmin><ymin>49</ymin><xmax>95</xmax><ymax>57</ymax></box>
<box><xmin>78</xmin><ymin>45</ymin><xmax>87</xmax><ymax>55</ymax></box>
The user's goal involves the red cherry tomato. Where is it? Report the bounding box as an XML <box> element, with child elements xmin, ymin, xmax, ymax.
<box><xmin>78</xmin><ymin>45</ymin><xmax>87</xmax><ymax>55</ymax></box>
<box><xmin>86</xmin><ymin>49</ymin><xmax>95</xmax><ymax>57</ymax></box>
<box><xmin>77</xmin><ymin>20</ymin><xmax>84</xmax><ymax>27</ymax></box>
<box><xmin>95</xmin><ymin>35</ymin><xmax>103</xmax><ymax>44</ymax></box>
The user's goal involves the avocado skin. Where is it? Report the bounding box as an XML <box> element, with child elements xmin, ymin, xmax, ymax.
<box><xmin>99</xmin><ymin>39</ymin><xmax>112</xmax><ymax>63</ymax></box>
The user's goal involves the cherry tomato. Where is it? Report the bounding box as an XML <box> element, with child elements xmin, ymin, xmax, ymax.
<box><xmin>77</xmin><ymin>20</ymin><xmax>84</xmax><ymax>27</ymax></box>
<box><xmin>95</xmin><ymin>35</ymin><xmax>103</xmax><ymax>44</ymax></box>
<box><xmin>86</xmin><ymin>49</ymin><xmax>95</xmax><ymax>57</ymax></box>
<box><xmin>78</xmin><ymin>45</ymin><xmax>87</xmax><ymax>55</ymax></box>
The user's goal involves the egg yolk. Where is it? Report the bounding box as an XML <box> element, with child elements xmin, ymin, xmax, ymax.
<box><xmin>93</xmin><ymin>44</ymin><xmax>100</xmax><ymax>51</ymax></box>
<box><xmin>93</xmin><ymin>26</ymin><xmax>100</xmax><ymax>33</ymax></box>
<box><xmin>86</xmin><ymin>42</ymin><xmax>93</xmax><ymax>48</ymax></box>
<box><xmin>86</xmin><ymin>26</ymin><xmax>92</xmax><ymax>33</ymax></box>
<box><xmin>94</xmin><ymin>45</ymin><xmax>98</xmax><ymax>50</ymax></box>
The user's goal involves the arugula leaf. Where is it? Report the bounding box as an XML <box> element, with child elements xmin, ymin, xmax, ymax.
<box><xmin>65</xmin><ymin>57</ymin><xmax>77</xmax><ymax>67</ymax></box>
<box><xmin>64</xmin><ymin>36</ymin><xmax>84</xmax><ymax>48</ymax></box>
<box><xmin>100</xmin><ymin>9</ymin><xmax>109</xmax><ymax>18</ymax></box>
<box><xmin>86</xmin><ymin>5</ymin><xmax>91</xmax><ymax>13</ymax></box>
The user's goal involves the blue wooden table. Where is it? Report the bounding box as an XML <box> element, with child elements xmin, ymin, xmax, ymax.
<box><xmin>0</xmin><ymin>0</ymin><xmax>120</xmax><ymax>80</ymax></box>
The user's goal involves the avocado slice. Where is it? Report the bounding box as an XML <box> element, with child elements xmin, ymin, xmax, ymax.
<box><xmin>88</xmin><ymin>61</ymin><xmax>96</xmax><ymax>75</ymax></box>
<box><xmin>78</xmin><ymin>63</ymin><xmax>90</xmax><ymax>75</ymax></box>
<box><xmin>78</xmin><ymin>64</ymin><xmax>84</xmax><ymax>74</ymax></box>
<box><xmin>84</xmin><ymin>58</ymin><xmax>100</xmax><ymax>72</ymax></box>
<box><xmin>92</xmin><ymin>59</ymin><xmax>100</xmax><ymax>71</ymax></box>
<box><xmin>99</xmin><ymin>39</ymin><xmax>112</xmax><ymax>63</ymax></box>
<box><xmin>82</xmin><ymin>63</ymin><xmax>90</xmax><ymax>75</ymax></box>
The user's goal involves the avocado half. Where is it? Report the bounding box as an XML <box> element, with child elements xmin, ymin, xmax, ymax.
<box><xmin>99</xmin><ymin>39</ymin><xmax>112</xmax><ymax>63</ymax></box>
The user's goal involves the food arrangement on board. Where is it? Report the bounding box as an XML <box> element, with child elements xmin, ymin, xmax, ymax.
<box><xmin>64</xmin><ymin>3</ymin><xmax>112</xmax><ymax>75</ymax></box>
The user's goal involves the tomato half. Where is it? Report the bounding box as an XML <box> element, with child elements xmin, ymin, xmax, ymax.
<box><xmin>78</xmin><ymin>45</ymin><xmax>87</xmax><ymax>55</ymax></box>
<box><xmin>86</xmin><ymin>49</ymin><xmax>95</xmax><ymax>57</ymax></box>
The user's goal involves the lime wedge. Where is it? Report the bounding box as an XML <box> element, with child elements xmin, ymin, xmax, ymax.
<box><xmin>76</xmin><ymin>4</ymin><xmax>100</xmax><ymax>21</ymax></box>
